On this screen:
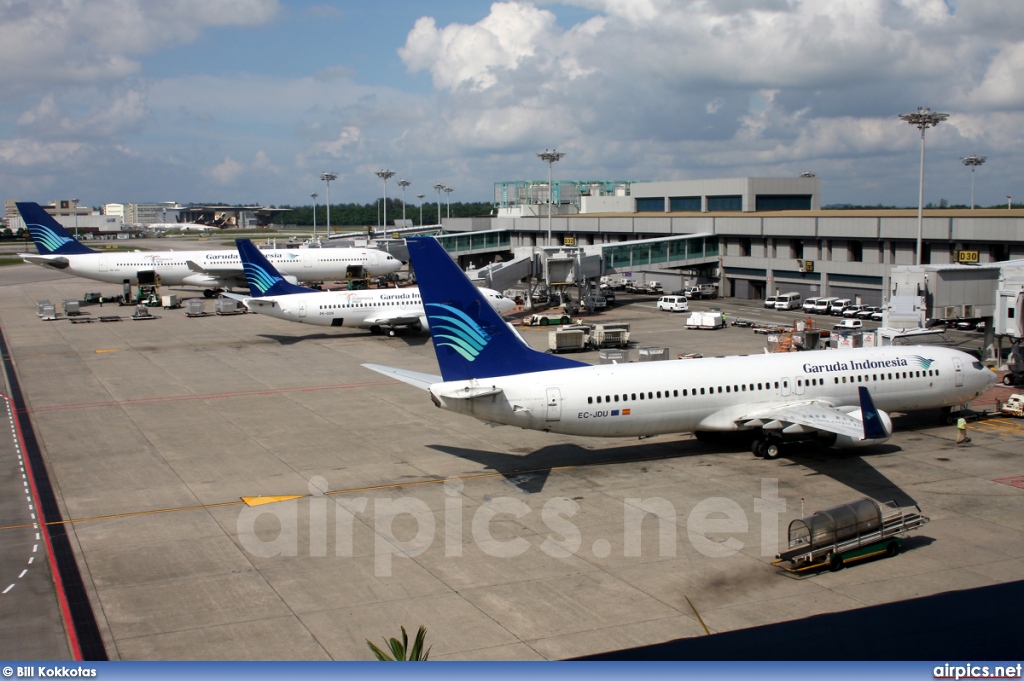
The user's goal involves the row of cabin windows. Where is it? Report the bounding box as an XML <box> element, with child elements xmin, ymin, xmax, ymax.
<box><xmin>318</xmin><ymin>300</ymin><xmax>417</xmax><ymax>310</ymax></box>
<box><xmin>585</xmin><ymin>369</ymin><xmax>940</xmax><ymax>405</ymax></box>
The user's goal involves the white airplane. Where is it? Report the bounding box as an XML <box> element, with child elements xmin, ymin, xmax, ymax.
<box><xmin>16</xmin><ymin>202</ymin><xmax>401</xmax><ymax>297</ymax></box>
<box><xmin>228</xmin><ymin>239</ymin><xmax>516</xmax><ymax>336</ymax></box>
<box><xmin>364</xmin><ymin>237</ymin><xmax>997</xmax><ymax>458</ymax></box>
<box><xmin>148</xmin><ymin>222</ymin><xmax>212</xmax><ymax>233</ymax></box>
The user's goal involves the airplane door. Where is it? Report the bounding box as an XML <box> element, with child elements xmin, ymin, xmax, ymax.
<box><xmin>99</xmin><ymin>255</ymin><xmax>111</xmax><ymax>272</ymax></box>
<box><xmin>298</xmin><ymin>301</ymin><xmax>306</xmax><ymax>318</ymax></box>
<box><xmin>953</xmin><ymin>357</ymin><xmax>964</xmax><ymax>386</ymax></box>
<box><xmin>780</xmin><ymin>378</ymin><xmax>791</xmax><ymax>397</ymax></box>
<box><xmin>545</xmin><ymin>387</ymin><xmax>562</xmax><ymax>421</ymax></box>
<box><xmin>795</xmin><ymin>375</ymin><xmax>805</xmax><ymax>396</ymax></box>
<box><xmin>302</xmin><ymin>252</ymin><xmax>312</xmax><ymax>268</ymax></box>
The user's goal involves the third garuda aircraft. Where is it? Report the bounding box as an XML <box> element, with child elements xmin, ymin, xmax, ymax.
<box><xmin>363</xmin><ymin>237</ymin><xmax>997</xmax><ymax>458</ymax></box>
<box><xmin>228</xmin><ymin>238</ymin><xmax>516</xmax><ymax>336</ymax></box>
<box><xmin>16</xmin><ymin>202</ymin><xmax>401</xmax><ymax>297</ymax></box>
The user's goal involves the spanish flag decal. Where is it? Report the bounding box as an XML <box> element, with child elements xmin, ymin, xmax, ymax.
<box><xmin>622</xmin><ymin>409</ymin><xmax>631</xmax><ymax>415</ymax></box>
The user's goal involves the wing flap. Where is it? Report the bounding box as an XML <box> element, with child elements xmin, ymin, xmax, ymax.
<box><xmin>362</xmin><ymin>310</ymin><xmax>422</xmax><ymax>326</ymax></box>
<box><xmin>740</xmin><ymin>401</ymin><xmax>867</xmax><ymax>439</ymax></box>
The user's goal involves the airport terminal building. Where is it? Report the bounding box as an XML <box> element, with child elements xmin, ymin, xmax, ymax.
<box><xmin>440</xmin><ymin>176</ymin><xmax>1024</xmax><ymax>306</ymax></box>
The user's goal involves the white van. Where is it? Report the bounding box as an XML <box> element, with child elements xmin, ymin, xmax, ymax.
<box><xmin>829</xmin><ymin>298</ymin><xmax>852</xmax><ymax>316</ymax></box>
<box><xmin>802</xmin><ymin>297</ymin><xmax>820</xmax><ymax>314</ymax></box>
<box><xmin>774</xmin><ymin>292</ymin><xmax>802</xmax><ymax>310</ymax></box>
<box><xmin>814</xmin><ymin>297</ymin><xmax>839</xmax><ymax>314</ymax></box>
<box><xmin>657</xmin><ymin>295</ymin><xmax>689</xmax><ymax>312</ymax></box>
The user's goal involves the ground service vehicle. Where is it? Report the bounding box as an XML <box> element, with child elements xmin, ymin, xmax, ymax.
<box><xmin>775</xmin><ymin>292</ymin><xmax>802</xmax><ymax>310</ymax></box>
<box><xmin>764</xmin><ymin>296</ymin><xmax>777</xmax><ymax>308</ymax></box>
<box><xmin>657</xmin><ymin>295</ymin><xmax>689</xmax><ymax>312</ymax></box>
<box><xmin>814</xmin><ymin>297</ymin><xmax>839</xmax><ymax>314</ymax></box>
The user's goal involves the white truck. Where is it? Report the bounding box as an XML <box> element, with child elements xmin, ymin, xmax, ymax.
<box><xmin>685</xmin><ymin>284</ymin><xmax>718</xmax><ymax>299</ymax></box>
<box><xmin>1000</xmin><ymin>394</ymin><xmax>1024</xmax><ymax>417</ymax></box>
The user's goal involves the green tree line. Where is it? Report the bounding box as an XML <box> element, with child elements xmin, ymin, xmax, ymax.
<box><xmin>275</xmin><ymin>199</ymin><xmax>494</xmax><ymax>228</ymax></box>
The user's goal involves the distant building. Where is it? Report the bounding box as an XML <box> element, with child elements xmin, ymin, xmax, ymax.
<box><xmin>5</xmin><ymin>199</ymin><xmax>123</xmax><ymax>233</ymax></box>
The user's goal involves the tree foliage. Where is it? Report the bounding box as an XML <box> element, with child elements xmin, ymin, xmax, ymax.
<box><xmin>366</xmin><ymin>625</ymin><xmax>431</xmax><ymax>662</ymax></box>
<box><xmin>279</xmin><ymin>199</ymin><xmax>494</xmax><ymax>228</ymax></box>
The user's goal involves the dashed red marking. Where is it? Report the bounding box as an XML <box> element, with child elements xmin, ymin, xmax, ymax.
<box><xmin>26</xmin><ymin>379</ymin><xmax>398</xmax><ymax>413</ymax></box>
<box><xmin>993</xmin><ymin>476</ymin><xmax>1024</xmax><ymax>491</ymax></box>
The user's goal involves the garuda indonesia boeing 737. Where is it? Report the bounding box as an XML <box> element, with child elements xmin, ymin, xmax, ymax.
<box><xmin>15</xmin><ymin>202</ymin><xmax>401</xmax><ymax>297</ymax></box>
<box><xmin>364</xmin><ymin>237</ymin><xmax>996</xmax><ymax>458</ymax></box>
<box><xmin>228</xmin><ymin>239</ymin><xmax>516</xmax><ymax>335</ymax></box>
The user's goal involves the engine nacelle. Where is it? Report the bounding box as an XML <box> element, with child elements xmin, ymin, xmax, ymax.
<box><xmin>831</xmin><ymin>408</ymin><xmax>893</xmax><ymax>448</ymax></box>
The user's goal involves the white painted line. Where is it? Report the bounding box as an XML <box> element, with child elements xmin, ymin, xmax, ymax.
<box><xmin>32</xmin><ymin>544</ymin><xmax>37</xmax><ymax>553</ymax></box>
<box><xmin>2</xmin><ymin>585</ymin><xmax>13</xmax><ymax>594</ymax></box>
<box><xmin>28</xmin><ymin>557</ymin><xmax>34</xmax><ymax>565</ymax></box>
<box><xmin>35</xmin><ymin>533</ymin><xmax>39</xmax><ymax>540</ymax></box>
<box><xmin>18</xmin><ymin>570</ymin><xmax>26</xmax><ymax>579</ymax></box>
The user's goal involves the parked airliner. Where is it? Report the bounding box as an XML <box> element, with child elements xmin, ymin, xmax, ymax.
<box><xmin>16</xmin><ymin>202</ymin><xmax>401</xmax><ymax>297</ymax></box>
<box><xmin>364</xmin><ymin>237</ymin><xmax>996</xmax><ymax>458</ymax></box>
<box><xmin>229</xmin><ymin>239</ymin><xmax>516</xmax><ymax>335</ymax></box>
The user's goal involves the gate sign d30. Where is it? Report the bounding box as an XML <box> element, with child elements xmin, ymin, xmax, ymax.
<box><xmin>956</xmin><ymin>250</ymin><xmax>979</xmax><ymax>264</ymax></box>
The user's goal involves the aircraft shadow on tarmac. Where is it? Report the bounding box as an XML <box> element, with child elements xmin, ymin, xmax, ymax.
<box><xmin>430</xmin><ymin>436</ymin><xmax>916</xmax><ymax>506</ymax></box>
<box><xmin>258</xmin><ymin>331</ymin><xmax>432</xmax><ymax>347</ymax></box>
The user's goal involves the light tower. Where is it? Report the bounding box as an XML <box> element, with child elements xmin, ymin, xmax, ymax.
<box><xmin>310</xmin><ymin>193</ymin><xmax>318</xmax><ymax>240</ymax></box>
<box><xmin>397</xmin><ymin>179</ymin><xmax>411</xmax><ymax>226</ymax></box>
<box><xmin>320</xmin><ymin>172</ymin><xmax>337</xmax><ymax>236</ymax></box>
<box><xmin>433</xmin><ymin>183</ymin><xmax>446</xmax><ymax>225</ymax></box>
<box><xmin>536</xmin><ymin>149</ymin><xmax>565</xmax><ymax>246</ymax></box>
<box><xmin>71</xmin><ymin>198</ymin><xmax>80</xmax><ymax>237</ymax></box>
<box><xmin>898</xmin><ymin>108</ymin><xmax>949</xmax><ymax>265</ymax></box>
<box><xmin>416</xmin><ymin>193</ymin><xmax>425</xmax><ymax>226</ymax></box>
<box><xmin>375</xmin><ymin>169</ymin><xmax>395</xmax><ymax>232</ymax></box>
<box><xmin>961</xmin><ymin>155</ymin><xmax>986</xmax><ymax>209</ymax></box>
<box><xmin>443</xmin><ymin>186</ymin><xmax>454</xmax><ymax>219</ymax></box>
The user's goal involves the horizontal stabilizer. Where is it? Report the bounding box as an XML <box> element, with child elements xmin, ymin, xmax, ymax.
<box><xmin>436</xmin><ymin>385</ymin><xmax>504</xmax><ymax>399</ymax></box>
<box><xmin>362</xmin><ymin>363</ymin><xmax>441</xmax><ymax>391</ymax></box>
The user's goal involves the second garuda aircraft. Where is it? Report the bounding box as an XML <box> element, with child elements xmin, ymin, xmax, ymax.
<box><xmin>15</xmin><ymin>202</ymin><xmax>401</xmax><ymax>297</ymax></box>
<box><xmin>229</xmin><ymin>238</ymin><xmax>516</xmax><ymax>336</ymax></box>
<box><xmin>362</xmin><ymin>237</ymin><xmax>996</xmax><ymax>458</ymax></box>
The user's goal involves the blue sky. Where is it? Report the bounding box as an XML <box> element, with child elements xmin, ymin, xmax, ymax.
<box><xmin>2</xmin><ymin>1</ymin><xmax>1023</xmax><ymax>211</ymax></box>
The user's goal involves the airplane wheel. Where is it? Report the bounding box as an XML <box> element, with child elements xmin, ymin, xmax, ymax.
<box><xmin>1005</xmin><ymin>375</ymin><xmax>1016</xmax><ymax>386</ymax></box>
<box><xmin>751</xmin><ymin>438</ymin><xmax>766</xmax><ymax>457</ymax></box>
<box><xmin>828</xmin><ymin>553</ymin><xmax>844</xmax><ymax>572</ymax></box>
<box><xmin>387</xmin><ymin>328</ymin><xmax>396</xmax><ymax>337</ymax></box>
<box><xmin>203</xmin><ymin>289</ymin><xmax>215</xmax><ymax>298</ymax></box>
<box><xmin>539</xmin><ymin>318</ymin><xmax>549</xmax><ymax>326</ymax></box>
<box><xmin>764</xmin><ymin>441</ymin><xmax>782</xmax><ymax>459</ymax></box>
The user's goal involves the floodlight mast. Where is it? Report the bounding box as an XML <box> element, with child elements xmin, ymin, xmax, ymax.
<box><xmin>320</xmin><ymin>172</ymin><xmax>337</xmax><ymax>236</ymax></box>
<box><xmin>433</xmin><ymin>183</ymin><xmax>446</xmax><ymax>225</ymax></box>
<box><xmin>898</xmin><ymin>107</ymin><xmax>949</xmax><ymax>266</ymax></box>
<box><xmin>443</xmin><ymin>186</ymin><xmax>454</xmax><ymax>218</ymax></box>
<box><xmin>537</xmin><ymin>149</ymin><xmax>565</xmax><ymax>246</ymax></box>
<box><xmin>375</xmin><ymin>169</ymin><xmax>395</xmax><ymax>232</ymax></box>
<box><xmin>311</xmin><ymin>193</ymin><xmax>318</xmax><ymax>240</ymax></box>
<box><xmin>961</xmin><ymin>155</ymin><xmax>986</xmax><ymax>210</ymax></box>
<box><xmin>397</xmin><ymin>179</ymin><xmax>411</xmax><ymax>225</ymax></box>
<box><xmin>416</xmin><ymin>194</ymin><xmax>425</xmax><ymax>226</ymax></box>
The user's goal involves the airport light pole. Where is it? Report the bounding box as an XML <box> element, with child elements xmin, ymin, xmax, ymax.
<box><xmin>320</xmin><ymin>172</ymin><xmax>337</xmax><ymax>236</ymax></box>
<box><xmin>310</xmin><ymin>193</ymin><xmax>318</xmax><ymax>241</ymax></box>
<box><xmin>898</xmin><ymin>108</ymin><xmax>948</xmax><ymax>266</ymax></box>
<box><xmin>537</xmin><ymin>149</ymin><xmax>565</xmax><ymax>247</ymax></box>
<box><xmin>397</xmin><ymin>179</ymin><xmax>411</xmax><ymax>227</ymax></box>
<box><xmin>961</xmin><ymin>155</ymin><xmax>986</xmax><ymax>209</ymax></box>
<box><xmin>417</xmin><ymin>194</ymin><xmax>425</xmax><ymax>226</ymax></box>
<box><xmin>433</xmin><ymin>183</ymin><xmax>446</xmax><ymax>225</ymax></box>
<box><xmin>72</xmin><ymin>198</ymin><xmax>79</xmax><ymax>237</ymax></box>
<box><xmin>444</xmin><ymin>186</ymin><xmax>454</xmax><ymax>219</ymax></box>
<box><xmin>375</xmin><ymin>169</ymin><xmax>395</xmax><ymax>233</ymax></box>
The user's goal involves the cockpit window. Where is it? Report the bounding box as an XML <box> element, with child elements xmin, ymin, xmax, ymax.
<box><xmin>972</xmin><ymin>361</ymin><xmax>984</xmax><ymax>370</ymax></box>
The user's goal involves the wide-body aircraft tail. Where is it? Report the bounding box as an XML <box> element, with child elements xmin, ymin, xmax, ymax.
<box><xmin>407</xmin><ymin>236</ymin><xmax>586</xmax><ymax>382</ymax></box>
<box><xmin>236</xmin><ymin>239</ymin><xmax>316</xmax><ymax>297</ymax></box>
<box><xmin>16</xmin><ymin>202</ymin><xmax>95</xmax><ymax>256</ymax></box>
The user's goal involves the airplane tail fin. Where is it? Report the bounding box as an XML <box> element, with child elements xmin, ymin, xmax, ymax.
<box><xmin>235</xmin><ymin>239</ymin><xmax>316</xmax><ymax>297</ymax></box>
<box><xmin>406</xmin><ymin>236</ymin><xmax>586</xmax><ymax>382</ymax></box>
<box><xmin>16</xmin><ymin>202</ymin><xmax>94</xmax><ymax>255</ymax></box>
<box><xmin>858</xmin><ymin>386</ymin><xmax>887</xmax><ymax>440</ymax></box>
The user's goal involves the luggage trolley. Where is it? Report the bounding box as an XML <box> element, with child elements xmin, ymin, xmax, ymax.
<box><xmin>773</xmin><ymin>498</ymin><xmax>930</xmax><ymax>575</ymax></box>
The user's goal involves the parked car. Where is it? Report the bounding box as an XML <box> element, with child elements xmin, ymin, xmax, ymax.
<box><xmin>843</xmin><ymin>304</ymin><xmax>869</xmax><ymax>317</ymax></box>
<box><xmin>870</xmin><ymin>309</ymin><xmax>884</xmax><ymax>322</ymax></box>
<box><xmin>657</xmin><ymin>295</ymin><xmax>689</xmax><ymax>312</ymax></box>
<box><xmin>829</xmin><ymin>298</ymin><xmax>852</xmax><ymax>315</ymax></box>
<box><xmin>834</xmin><ymin>319</ymin><xmax>863</xmax><ymax>331</ymax></box>
<box><xmin>764</xmin><ymin>295</ymin><xmax>778</xmax><ymax>308</ymax></box>
<box><xmin>802</xmin><ymin>297</ymin><xmax>821</xmax><ymax>314</ymax></box>
<box><xmin>856</xmin><ymin>306</ymin><xmax>880</xmax><ymax>319</ymax></box>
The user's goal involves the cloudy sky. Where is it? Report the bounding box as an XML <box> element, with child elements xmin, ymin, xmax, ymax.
<box><xmin>2</xmin><ymin>0</ymin><xmax>1022</xmax><ymax>210</ymax></box>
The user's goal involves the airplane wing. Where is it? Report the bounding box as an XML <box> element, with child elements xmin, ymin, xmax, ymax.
<box><xmin>362</xmin><ymin>364</ymin><xmax>441</xmax><ymax>391</ymax></box>
<box><xmin>20</xmin><ymin>254</ymin><xmax>70</xmax><ymax>269</ymax></box>
<box><xmin>362</xmin><ymin>309</ymin><xmax>423</xmax><ymax>327</ymax></box>
<box><xmin>738</xmin><ymin>401</ymin><xmax>867</xmax><ymax>438</ymax></box>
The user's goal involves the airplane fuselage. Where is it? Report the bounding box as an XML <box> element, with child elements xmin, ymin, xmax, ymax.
<box><xmin>23</xmin><ymin>247</ymin><xmax>400</xmax><ymax>289</ymax></box>
<box><xmin>429</xmin><ymin>346</ymin><xmax>993</xmax><ymax>438</ymax></box>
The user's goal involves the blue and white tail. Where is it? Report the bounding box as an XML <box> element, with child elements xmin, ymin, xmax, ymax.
<box><xmin>16</xmin><ymin>202</ymin><xmax>94</xmax><ymax>256</ymax></box>
<box><xmin>407</xmin><ymin>236</ymin><xmax>586</xmax><ymax>382</ymax></box>
<box><xmin>236</xmin><ymin>239</ymin><xmax>316</xmax><ymax>297</ymax></box>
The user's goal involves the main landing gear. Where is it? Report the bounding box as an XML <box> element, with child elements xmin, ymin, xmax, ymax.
<box><xmin>751</xmin><ymin>435</ymin><xmax>783</xmax><ymax>459</ymax></box>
